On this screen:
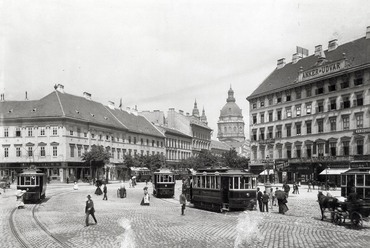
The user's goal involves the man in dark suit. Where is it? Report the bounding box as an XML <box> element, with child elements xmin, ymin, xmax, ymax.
<box><xmin>85</xmin><ymin>195</ymin><xmax>97</xmax><ymax>226</ymax></box>
<box><xmin>257</xmin><ymin>187</ymin><xmax>263</xmax><ymax>212</ymax></box>
<box><xmin>103</xmin><ymin>183</ymin><xmax>108</xmax><ymax>200</ymax></box>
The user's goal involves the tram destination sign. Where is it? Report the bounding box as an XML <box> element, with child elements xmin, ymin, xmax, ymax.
<box><xmin>298</xmin><ymin>59</ymin><xmax>346</xmax><ymax>82</ymax></box>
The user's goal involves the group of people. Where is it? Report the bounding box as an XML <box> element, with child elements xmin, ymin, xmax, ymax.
<box><xmin>257</xmin><ymin>184</ymin><xmax>289</xmax><ymax>214</ymax></box>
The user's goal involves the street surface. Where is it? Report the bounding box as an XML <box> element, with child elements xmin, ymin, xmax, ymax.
<box><xmin>1</xmin><ymin>181</ymin><xmax>369</xmax><ymax>248</ymax></box>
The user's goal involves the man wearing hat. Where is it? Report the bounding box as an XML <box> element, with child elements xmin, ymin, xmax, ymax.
<box><xmin>85</xmin><ymin>195</ymin><xmax>97</xmax><ymax>226</ymax></box>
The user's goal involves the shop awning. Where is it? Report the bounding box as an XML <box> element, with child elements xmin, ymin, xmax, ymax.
<box><xmin>319</xmin><ymin>168</ymin><xmax>349</xmax><ymax>175</ymax></box>
<box><xmin>259</xmin><ymin>169</ymin><xmax>274</xmax><ymax>175</ymax></box>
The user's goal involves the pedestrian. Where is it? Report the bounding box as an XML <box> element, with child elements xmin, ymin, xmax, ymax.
<box><xmin>140</xmin><ymin>187</ymin><xmax>150</xmax><ymax>206</ymax></box>
<box><xmin>312</xmin><ymin>180</ymin><xmax>315</xmax><ymax>190</ymax></box>
<box><xmin>67</xmin><ymin>177</ymin><xmax>69</xmax><ymax>184</ymax></box>
<box><xmin>269</xmin><ymin>187</ymin><xmax>276</xmax><ymax>208</ymax></box>
<box><xmin>256</xmin><ymin>187</ymin><xmax>263</xmax><ymax>212</ymax></box>
<box><xmin>276</xmin><ymin>187</ymin><xmax>289</xmax><ymax>214</ymax></box>
<box><xmin>129</xmin><ymin>178</ymin><xmax>132</xmax><ymax>188</ymax></box>
<box><xmin>73</xmin><ymin>181</ymin><xmax>79</xmax><ymax>190</ymax></box>
<box><xmin>295</xmin><ymin>183</ymin><xmax>300</xmax><ymax>194</ymax></box>
<box><xmin>179</xmin><ymin>191</ymin><xmax>187</xmax><ymax>215</ymax></box>
<box><xmin>262</xmin><ymin>191</ymin><xmax>269</xmax><ymax>212</ymax></box>
<box><xmin>307</xmin><ymin>181</ymin><xmax>312</xmax><ymax>192</ymax></box>
<box><xmin>283</xmin><ymin>182</ymin><xmax>290</xmax><ymax>198</ymax></box>
<box><xmin>85</xmin><ymin>195</ymin><xmax>97</xmax><ymax>226</ymax></box>
<box><xmin>103</xmin><ymin>183</ymin><xmax>108</xmax><ymax>200</ymax></box>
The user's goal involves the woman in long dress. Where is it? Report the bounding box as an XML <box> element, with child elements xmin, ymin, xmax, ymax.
<box><xmin>73</xmin><ymin>181</ymin><xmax>79</xmax><ymax>190</ymax></box>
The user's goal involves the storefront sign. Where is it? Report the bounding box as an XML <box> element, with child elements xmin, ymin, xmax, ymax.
<box><xmin>298</xmin><ymin>59</ymin><xmax>346</xmax><ymax>82</ymax></box>
<box><xmin>354</xmin><ymin>128</ymin><xmax>370</xmax><ymax>134</ymax></box>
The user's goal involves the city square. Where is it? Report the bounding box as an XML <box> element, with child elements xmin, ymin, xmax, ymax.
<box><xmin>1</xmin><ymin>181</ymin><xmax>369</xmax><ymax>248</ymax></box>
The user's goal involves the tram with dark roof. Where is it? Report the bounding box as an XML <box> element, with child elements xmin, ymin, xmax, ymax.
<box><xmin>153</xmin><ymin>169</ymin><xmax>175</xmax><ymax>198</ymax></box>
<box><xmin>17</xmin><ymin>168</ymin><xmax>47</xmax><ymax>202</ymax></box>
<box><xmin>190</xmin><ymin>167</ymin><xmax>257</xmax><ymax>212</ymax></box>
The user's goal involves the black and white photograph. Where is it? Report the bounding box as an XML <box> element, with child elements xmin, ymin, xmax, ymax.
<box><xmin>1</xmin><ymin>0</ymin><xmax>370</xmax><ymax>247</ymax></box>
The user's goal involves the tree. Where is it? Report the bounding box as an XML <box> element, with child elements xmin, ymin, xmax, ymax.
<box><xmin>82</xmin><ymin>145</ymin><xmax>110</xmax><ymax>180</ymax></box>
<box><xmin>222</xmin><ymin>148</ymin><xmax>249</xmax><ymax>169</ymax></box>
<box><xmin>180</xmin><ymin>150</ymin><xmax>220</xmax><ymax>170</ymax></box>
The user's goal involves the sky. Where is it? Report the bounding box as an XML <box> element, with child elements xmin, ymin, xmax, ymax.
<box><xmin>1</xmin><ymin>0</ymin><xmax>370</xmax><ymax>139</ymax></box>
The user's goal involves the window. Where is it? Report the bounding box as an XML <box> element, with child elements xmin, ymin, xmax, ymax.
<box><xmin>252</xmin><ymin>129</ymin><xmax>257</xmax><ymax>141</ymax></box>
<box><xmin>268</xmin><ymin>98</ymin><xmax>273</xmax><ymax>106</ymax></box>
<box><xmin>306</xmin><ymin>103</ymin><xmax>312</xmax><ymax>115</ymax></box>
<box><xmin>286</xmin><ymin>125</ymin><xmax>291</xmax><ymax>137</ymax></box>
<box><xmin>357</xmin><ymin>140</ymin><xmax>364</xmax><ymax>155</ymax></box>
<box><xmin>306</xmin><ymin>86</ymin><xmax>312</xmax><ymax>97</ymax></box>
<box><xmin>341</xmin><ymin>74</ymin><xmax>349</xmax><ymax>89</ymax></box>
<box><xmin>329</xmin><ymin>98</ymin><xmax>336</xmax><ymax>111</ymax></box>
<box><xmin>52</xmin><ymin>127</ymin><xmax>58</xmax><ymax>136</ymax></box>
<box><xmin>275</xmin><ymin>126</ymin><xmax>282</xmax><ymax>138</ymax></box>
<box><xmin>278</xmin><ymin>147</ymin><xmax>282</xmax><ymax>158</ymax></box>
<box><xmin>356</xmin><ymin>113</ymin><xmax>363</xmax><ymax>128</ymax></box>
<box><xmin>99</xmin><ymin>135</ymin><xmax>102</xmax><ymax>140</ymax></box>
<box><xmin>141</xmin><ymin>138</ymin><xmax>144</xmax><ymax>145</ymax></box>
<box><xmin>106</xmin><ymin>135</ymin><xmax>109</xmax><ymax>140</ymax></box>
<box><xmin>306</xmin><ymin>145</ymin><xmax>312</xmax><ymax>158</ymax></box>
<box><xmin>40</xmin><ymin>147</ymin><xmax>45</xmax><ymax>157</ymax></box>
<box><xmin>296</xmin><ymin>123</ymin><xmax>301</xmax><ymax>135</ymax></box>
<box><xmin>134</xmin><ymin>137</ymin><xmax>137</xmax><ymax>144</ymax></box>
<box><xmin>259</xmin><ymin>128</ymin><xmax>265</xmax><ymax>140</ymax></box>
<box><xmin>4</xmin><ymin>147</ymin><xmax>9</xmax><ymax>157</ymax></box>
<box><xmin>296</xmin><ymin>146</ymin><xmax>301</xmax><ymax>158</ymax></box>
<box><xmin>28</xmin><ymin>127</ymin><xmax>33</xmax><ymax>137</ymax></box>
<box><xmin>4</xmin><ymin>128</ymin><xmax>8</xmax><ymax>137</ymax></box>
<box><xmin>84</xmin><ymin>132</ymin><xmax>87</xmax><ymax>138</ymax></box>
<box><xmin>268</xmin><ymin>127</ymin><xmax>273</xmax><ymax>139</ymax></box>
<box><xmin>252</xmin><ymin>115</ymin><xmax>257</xmax><ymax>124</ymax></box>
<box><xmin>296</xmin><ymin>90</ymin><xmax>301</xmax><ymax>99</ymax></box>
<box><xmin>354</xmin><ymin>70</ymin><xmax>363</xmax><ymax>86</ymax></box>
<box><xmin>286</xmin><ymin>93</ymin><xmax>291</xmax><ymax>102</ymax></box>
<box><xmin>157</xmin><ymin>141</ymin><xmax>159</xmax><ymax>147</ymax></box>
<box><xmin>317</xmin><ymin>119</ymin><xmax>324</xmax><ymax>133</ymax></box>
<box><xmin>342</xmin><ymin>115</ymin><xmax>349</xmax><ymax>130</ymax></box>
<box><xmin>260</xmin><ymin>100</ymin><xmax>264</xmax><ymax>107</ymax></box>
<box><xmin>260</xmin><ymin>113</ymin><xmax>265</xmax><ymax>123</ymax></box>
<box><xmin>287</xmin><ymin>146</ymin><xmax>292</xmax><ymax>159</ymax></box>
<box><xmin>277</xmin><ymin>96</ymin><xmax>282</xmax><ymax>103</ymax></box>
<box><xmin>128</xmin><ymin>136</ymin><xmax>131</xmax><ymax>143</ymax></box>
<box><xmin>342</xmin><ymin>95</ymin><xmax>350</xmax><ymax>109</ymax></box>
<box><xmin>40</xmin><ymin>127</ymin><xmax>45</xmax><ymax>136</ymax></box>
<box><xmin>296</xmin><ymin>106</ymin><xmax>301</xmax><ymax>117</ymax></box>
<box><xmin>316</xmin><ymin>85</ymin><xmax>324</xmax><ymax>95</ymax></box>
<box><xmin>70</xmin><ymin>130</ymin><xmax>74</xmax><ymax>136</ymax></box>
<box><xmin>306</xmin><ymin>121</ymin><xmax>312</xmax><ymax>134</ymax></box>
<box><xmin>286</xmin><ymin>108</ymin><xmax>292</xmax><ymax>118</ymax></box>
<box><xmin>252</xmin><ymin>103</ymin><xmax>257</xmax><ymax>109</ymax></box>
<box><xmin>152</xmin><ymin>140</ymin><xmax>155</xmax><ymax>146</ymax></box>
<box><xmin>317</xmin><ymin>101</ymin><xmax>324</xmax><ymax>113</ymax></box>
<box><xmin>330</xmin><ymin>142</ymin><xmax>336</xmax><ymax>156</ymax></box>
<box><xmin>78</xmin><ymin>146</ymin><xmax>82</xmax><ymax>157</ymax></box>
<box><xmin>91</xmin><ymin>133</ymin><xmax>95</xmax><ymax>139</ymax></box>
<box><xmin>355</xmin><ymin>92</ymin><xmax>363</xmax><ymax>107</ymax></box>
<box><xmin>328</xmin><ymin>80</ymin><xmax>336</xmax><ymax>91</ymax></box>
<box><xmin>28</xmin><ymin>147</ymin><xmax>33</xmax><ymax>157</ymax></box>
<box><xmin>16</xmin><ymin>147</ymin><xmax>21</xmax><ymax>157</ymax></box>
<box><xmin>70</xmin><ymin>146</ymin><xmax>75</xmax><ymax>157</ymax></box>
<box><xmin>277</xmin><ymin>110</ymin><xmax>282</xmax><ymax>120</ymax></box>
<box><xmin>267</xmin><ymin>112</ymin><xmax>273</xmax><ymax>122</ymax></box>
<box><xmin>77</xmin><ymin>128</ymin><xmax>81</xmax><ymax>137</ymax></box>
<box><xmin>343</xmin><ymin>141</ymin><xmax>350</xmax><ymax>156</ymax></box>
<box><xmin>53</xmin><ymin>147</ymin><xmax>58</xmax><ymax>156</ymax></box>
<box><xmin>330</xmin><ymin>117</ymin><xmax>336</xmax><ymax>131</ymax></box>
<box><xmin>318</xmin><ymin>143</ymin><xmax>324</xmax><ymax>157</ymax></box>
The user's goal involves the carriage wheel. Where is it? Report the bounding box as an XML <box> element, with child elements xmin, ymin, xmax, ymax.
<box><xmin>333</xmin><ymin>213</ymin><xmax>342</xmax><ymax>225</ymax></box>
<box><xmin>351</xmin><ymin>212</ymin><xmax>363</xmax><ymax>227</ymax></box>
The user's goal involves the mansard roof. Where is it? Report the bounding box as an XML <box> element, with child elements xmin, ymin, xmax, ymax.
<box><xmin>157</xmin><ymin>126</ymin><xmax>192</xmax><ymax>139</ymax></box>
<box><xmin>248</xmin><ymin>36</ymin><xmax>370</xmax><ymax>100</ymax></box>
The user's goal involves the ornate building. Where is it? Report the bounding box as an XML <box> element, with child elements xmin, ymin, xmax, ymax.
<box><xmin>247</xmin><ymin>26</ymin><xmax>370</xmax><ymax>184</ymax></box>
<box><xmin>217</xmin><ymin>87</ymin><xmax>246</xmax><ymax>148</ymax></box>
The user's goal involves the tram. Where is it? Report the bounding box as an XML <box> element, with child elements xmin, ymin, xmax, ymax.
<box><xmin>152</xmin><ymin>168</ymin><xmax>175</xmax><ymax>198</ymax></box>
<box><xmin>17</xmin><ymin>167</ymin><xmax>47</xmax><ymax>202</ymax></box>
<box><xmin>129</xmin><ymin>167</ymin><xmax>152</xmax><ymax>182</ymax></box>
<box><xmin>340</xmin><ymin>161</ymin><xmax>370</xmax><ymax>200</ymax></box>
<box><xmin>190</xmin><ymin>167</ymin><xmax>257</xmax><ymax>212</ymax></box>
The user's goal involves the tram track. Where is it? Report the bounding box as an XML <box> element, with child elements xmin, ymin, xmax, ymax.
<box><xmin>9</xmin><ymin>191</ymin><xmax>70</xmax><ymax>248</ymax></box>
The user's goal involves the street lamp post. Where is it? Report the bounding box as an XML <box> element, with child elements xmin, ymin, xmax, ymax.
<box><xmin>265</xmin><ymin>155</ymin><xmax>272</xmax><ymax>191</ymax></box>
<box><xmin>326</xmin><ymin>167</ymin><xmax>330</xmax><ymax>191</ymax></box>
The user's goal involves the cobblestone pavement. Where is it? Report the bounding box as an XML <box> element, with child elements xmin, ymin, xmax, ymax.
<box><xmin>1</xmin><ymin>182</ymin><xmax>369</xmax><ymax>248</ymax></box>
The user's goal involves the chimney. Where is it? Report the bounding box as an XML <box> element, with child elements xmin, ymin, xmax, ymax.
<box><xmin>292</xmin><ymin>53</ymin><xmax>302</xmax><ymax>64</ymax></box>
<box><xmin>179</xmin><ymin>110</ymin><xmax>184</xmax><ymax>115</ymax></box>
<box><xmin>366</xmin><ymin>26</ymin><xmax>370</xmax><ymax>39</ymax></box>
<box><xmin>25</xmin><ymin>91</ymin><xmax>28</xmax><ymax>100</ymax></box>
<box><xmin>83</xmin><ymin>92</ymin><xmax>91</xmax><ymax>100</ymax></box>
<box><xmin>314</xmin><ymin>45</ymin><xmax>323</xmax><ymax>56</ymax></box>
<box><xmin>56</xmin><ymin>84</ymin><xmax>65</xmax><ymax>93</ymax></box>
<box><xmin>108</xmin><ymin>101</ymin><xmax>115</xmax><ymax>109</ymax></box>
<box><xmin>328</xmin><ymin>39</ymin><xmax>338</xmax><ymax>51</ymax></box>
<box><xmin>169</xmin><ymin>108</ymin><xmax>175</xmax><ymax>111</ymax></box>
<box><xmin>0</xmin><ymin>93</ymin><xmax>4</xmax><ymax>102</ymax></box>
<box><xmin>277</xmin><ymin>58</ymin><xmax>285</xmax><ymax>69</ymax></box>
<box><xmin>186</xmin><ymin>112</ymin><xmax>189</xmax><ymax>116</ymax></box>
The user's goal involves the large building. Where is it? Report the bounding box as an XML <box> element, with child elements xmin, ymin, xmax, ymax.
<box><xmin>247</xmin><ymin>27</ymin><xmax>370</xmax><ymax>184</ymax></box>
<box><xmin>0</xmin><ymin>85</ymin><xmax>165</xmax><ymax>182</ymax></box>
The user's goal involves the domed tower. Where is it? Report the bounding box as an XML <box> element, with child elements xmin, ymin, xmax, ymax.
<box><xmin>217</xmin><ymin>86</ymin><xmax>245</xmax><ymax>143</ymax></box>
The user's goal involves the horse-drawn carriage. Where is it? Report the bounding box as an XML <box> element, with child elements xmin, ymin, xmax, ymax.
<box><xmin>333</xmin><ymin>201</ymin><xmax>370</xmax><ymax>227</ymax></box>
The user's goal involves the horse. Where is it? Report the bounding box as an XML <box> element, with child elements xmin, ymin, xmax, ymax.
<box><xmin>317</xmin><ymin>191</ymin><xmax>339</xmax><ymax>221</ymax></box>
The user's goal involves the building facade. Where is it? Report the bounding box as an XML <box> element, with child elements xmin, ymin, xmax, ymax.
<box><xmin>247</xmin><ymin>27</ymin><xmax>370</xmax><ymax>183</ymax></box>
<box><xmin>0</xmin><ymin>85</ymin><xmax>165</xmax><ymax>182</ymax></box>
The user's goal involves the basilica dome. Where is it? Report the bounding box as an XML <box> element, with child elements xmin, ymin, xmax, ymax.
<box><xmin>219</xmin><ymin>87</ymin><xmax>243</xmax><ymax>118</ymax></box>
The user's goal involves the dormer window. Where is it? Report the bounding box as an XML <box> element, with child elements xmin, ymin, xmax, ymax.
<box><xmin>90</xmin><ymin>113</ymin><xmax>95</xmax><ymax>117</ymax></box>
<box><xmin>75</xmin><ymin>110</ymin><xmax>80</xmax><ymax>114</ymax></box>
<box><xmin>32</xmin><ymin>108</ymin><xmax>37</xmax><ymax>112</ymax></box>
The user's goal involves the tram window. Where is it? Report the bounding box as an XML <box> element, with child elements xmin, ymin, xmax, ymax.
<box><xmin>356</xmin><ymin>175</ymin><xmax>364</xmax><ymax>186</ymax></box>
<box><xmin>206</xmin><ymin>176</ymin><xmax>210</xmax><ymax>188</ymax></box>
<box><xmin>201</xmin><ymin>176</ymin><xmax>206</xmax><ymax>188</ymax></box>
<box><xmin>196</xmin><ymin>177</ymin><xmax>200</xmax><ymax>188</ymax></box>
<box><xmin>25</xmin><ymin>176</ymin><xmax>31</xmax><ymax>185</ymax></box>
<box><xmin>341</xmin><ymin>175</ymin><xmax>347</xmax><ymax>186</ymax></box>
<box><xmin>234</xmin><ymin>177</ymin><xmax>239</xmax><ymax>189</ymax></box>
<box><xmin>357</xmin><ymin>188</ymin><xmax>364</xmax><ymax>199</ymax></box>
<box><xmin>229</xmin><ymin>178</ymin><xmax>233</xmax><ymax>189</ymax></box>
<box><xmin>365</xmin><ymin>188</ymin><xmax>370</xmax><ymax>199</ymax></box>
<box><xmin>210</xmin><ymin>176</ymin><xmax>215</xmax><ymax>189</ymax></box>
<box><xmin>252</xmin><ymin>178</ymin><xmax>256</xmax><ymax>188</ymax></box>
<box><xmin>240</xmin><ymin>177</ymin><xmax>249</xmax><ymax>189</ymax></box>
<box><xmin>365</xmin><ymin>175</ymin><xmax>370</xmax><ymax>186</ymax></box>
<box><xmin>216</xmin><ymin>177</ymin><xmax>220</xmax><ymax>189</ymax></box>
<box><xmin>31</xmin><ymin>176</ymin><xmax>36</xmax><ymax>185</ymax></box>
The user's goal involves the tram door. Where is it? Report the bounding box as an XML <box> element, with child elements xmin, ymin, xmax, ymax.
<box><xmin>221</xmin><ymin>177</ymin><xmax>229</xmax><ymax>203</ymax></box>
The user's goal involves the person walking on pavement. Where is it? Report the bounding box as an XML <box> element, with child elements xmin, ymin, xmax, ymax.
<box><xmin>262</xmin><ymin>191</ymin><xmax>269</xmax><ymax>212</ymax></box>
<box><xmin>276</xmin><ymin>187</ymin><xmax>289</xmax><ymax>214</ymax></box>
<box><xmin>256</xmin><ymin>187</ymin><xmax>263</xmax><ymax>212</ymax></box>
<box><xmin>307</xmin><ymin>180</ymin><xmax>312</xmax><ymax>192</ymax></box>
<box><xmin>179</xmin><ymin>191</ymin><xmax>187</xmax><ymax>215</ymax></box>
<box><xmin>269</xmin><ymin>188</ymin><xmax>275</xmax><ymax>209</ymax></box>
<box><xmin>85</xmin><ymin>195</ymin><xmax>97</xmax><ymax>226</ymax></box>
<box><xmin>283</xmin><ymin>182</ymin><xmax>290</xmax><ymax>198</ymax></box>
<box><xmin>103</xmin><ymin>183</ymin><xmax>108</xmax><ymax>200</ymax></box>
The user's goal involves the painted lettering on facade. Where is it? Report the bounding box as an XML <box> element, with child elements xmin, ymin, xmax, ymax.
<box><xmin>298</xmin><ymin>60</ymin><xmax>345</xmax><ymax>82</ymax></box>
